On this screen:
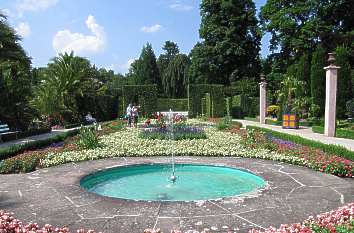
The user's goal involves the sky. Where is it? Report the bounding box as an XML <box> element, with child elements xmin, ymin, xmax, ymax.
<box><xmin>1</xmin><ymin>0</ymin><xmax>270</xmax><ymax>74</ymax></box>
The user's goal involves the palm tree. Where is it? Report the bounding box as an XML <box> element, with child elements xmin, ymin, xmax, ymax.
<box><xmin>32</xmin><ymin>52</ymin><xmax>93</xmax><ymax>123</ymax></box>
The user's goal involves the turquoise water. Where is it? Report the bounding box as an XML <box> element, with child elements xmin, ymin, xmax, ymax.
<box><xmin>80</xmin><ymin>164</ymin><xmax>266</xmax><ymax>201</ymax></box>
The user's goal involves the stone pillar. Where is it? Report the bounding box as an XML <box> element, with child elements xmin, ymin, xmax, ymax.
<box><xmin>259</xmin><ymin>74</ymin><xmax>267</xmax><ymax>124</ymax></box>
<box><xmin>324</xmin><ymin>53</ymin><xmax>340</xmax><ymax>137</ymax></box>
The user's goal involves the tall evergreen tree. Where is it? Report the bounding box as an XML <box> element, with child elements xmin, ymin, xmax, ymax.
<box><xmin>134</xmin><ymin>43</ymin><xmax>160</xmax><ymax>86</ymax></box>
<box><xmin>336</xmin><ymin>46</ymin><xmax>353</xmax><ymax>118</ymax></box>
<box><xmin>310</xmin><ymin>45</ymin><xmax>326</xmax><ymax>116</ymax></box>
<box><xmin>189</xmin><ymin>0</ymin><xmax>261</xmax><ymax>85</ymax></box>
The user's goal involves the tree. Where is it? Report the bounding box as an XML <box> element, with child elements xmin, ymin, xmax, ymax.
<box><xmin>0</xmin><ymin>13</ymin><xmax>31</xmax><ymax>67</ymax></box>
<box><xmin>260</xmin><ymin>0</ymin><xmax>354</xmax><ymax>59</ymax></box>
<box><xmin>163</xmin><ymin>54</ymin><xmax>190</xmax><ymax>98</ymax></box>
<box><xmin>189</xmin><ymin>0</ymin><xmax>261</xmax><ymax>85</ymax></box>
<box><xmin>0</xmin><ymin>13</ymin><xmax>33</xmax><ymax>130</ymax></box>
<box><xmin>32</xmin><ymin>52</ymin><xmax>94</xmax><ymax>123</ymax></box>
<box><xmin>310</xmin><ymin>45</ymin><xmax>326</xmax><ymax>116</ymax></box>
<box><xmin>336</xmin><ymin>46</ymin><xmax>353</xmax><ymax>118</ymax></box>
<box><xmin>133</xmin><ymin>43</ymin><xmax>161</xmax><ymax>87</ymax></box>
<box><xmin>157</xmin><ymin>41</ymin><xmax>179</xmax><ymax>81</ymax></box>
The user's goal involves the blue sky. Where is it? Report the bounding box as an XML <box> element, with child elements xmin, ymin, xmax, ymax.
<box><xmin>1</xmin><ymin>0</ymin><xmax>270</xmax><ymax>74</ymax></box>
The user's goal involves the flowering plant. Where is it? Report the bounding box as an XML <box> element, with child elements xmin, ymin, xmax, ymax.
<box><xmin>0</xmin><ymin>210</ymin><xmax>100</xmax><ymax>233</ymax></box>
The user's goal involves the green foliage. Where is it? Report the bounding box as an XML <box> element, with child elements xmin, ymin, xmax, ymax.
<box><xmin>163</xmin><ymin>54</ymin><xmax>190</xmax><ymax>98</ymax></box>
<box><xmin>310</xmin><ymin>45</ymin><xmax>326</xmax><ymax>116</ymax></box>
<box><xmin>0</xmin><ymin>62</ymin><xmax>34</xmax><ymax>130</ymax></box>
<box><xmin>189</xmin><ymin>84</ymin><xmax>224</xmax><ymax>117</ymax></box>
<box><xmin>120</xmin><ymin>85</ymin><xmax>158</xmax><ymax>116</ymax></box>
<box><xmin>336</xmin><ymin>46</ymin><xmax>353</xmax><ymax>119</ymax></box>
<box><xmin>277</xmin><ymin>75</ymin><xmax>305</xmax><ymax>113</ymax></box>
<box><xmin>156</xmin><ymin>98</ymin><xmax>188</xmax><ymax>111</ymax></box>
<box><xmin>76</xmin><ymin>126</ymin><xmax>100</xmax><ymax>150</ymax></box>
<box><xmin>31</xmin><ymin>52</ymin><xmax>112</xmax><ymax>124</ymax></box>
<box><xmin>346</xmin><ymin>99</ymin><xmax>354</xmax><ymax>119</ymax></box>
<box><xmin>216</xmin><ymin>117</ymin><xmax>234</xmax><ymax>130</ymax></box>
<box><xmin>189</xmin><ymin>0</ymin><xmax>261</xmax><ymax>85</ymax></box>
<box><xmin>0</xmin><ymin>129</ymin><xmax>78</xmax><ymax>161</ymax></box>
<box><xmin>131</xmin><ymin>43</ymin><xmax>161</xmax><ymax>87</ymax></box>
<box><xmin>138</xmin><ymin>126</ymin><xmax>207</xmax><ymax>140</ymax></box>
<box><xmin>247</xmin><ymin>126</ymin><xmax>354</xmax><ymax>161</ymax></box>
<box><xmin>0</xmin><ymin>152</ymin><xmax>43</xmax><ymax>174</ymax></box>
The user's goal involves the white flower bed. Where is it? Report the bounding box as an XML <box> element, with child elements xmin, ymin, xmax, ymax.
<box><xmin>41</xmin><ymin>128</ymin><xmax>306</xmax><ymax>168</ymax></box>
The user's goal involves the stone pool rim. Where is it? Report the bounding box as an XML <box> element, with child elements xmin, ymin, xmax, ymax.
<box><xmin>2</xmin><ymin>156</ymin><xmax>353</xmax><ymax>233</ymax></box>
<box><xmin>79</xmin><ymin>162</ymin><xmax>269</xmax><ymax>202</ymax></box>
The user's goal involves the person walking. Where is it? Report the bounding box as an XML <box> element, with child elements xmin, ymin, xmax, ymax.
<box><xmin>132</xmin><ymin>105</ymin><xmax>139</xmax><ymax>128</ymax></box>
<box><xmin>126</xmin><ymin>104</ymin><xmax>132</xmax><ymax>127</ymax></box>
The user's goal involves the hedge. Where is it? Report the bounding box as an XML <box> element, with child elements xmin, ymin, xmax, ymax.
<box><xmin>312</xmin><ymin>126</ymin><xmax>354</xmax><ymax>140</ymax></box>
<box><xmin>225</xmin><ymin>95</ymin><xmax>259</xmax><ymax>119</ymax></box>
<box><xmin>247</xmin><ymin>125</ymin><xmax>354</xmax><ymax>161</ymax></box>
<box><xmin>156</xmin><ymin>98</ymin><xmax>188</xmax><ymax>112</ymax></box>
<box><xmin>0</xmin><ymin>129</ymin><xmax>79</xmax><ymax>161</ymax></box>
<box><xmin>120</xmin><ymin>85</ymin><xmax>158</xmax><ymax>116</ymax></box>
<box><xmin>189</xmin><ymin>84</ymin><xmax>224</xmax><ymax>117</ymax></box>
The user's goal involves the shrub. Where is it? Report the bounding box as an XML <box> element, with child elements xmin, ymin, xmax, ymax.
<box><xmin>247</xmin><ymin>126</ymin><xmax>354</xmax><ymax>161</ymax></box>
<box><xmin>216</xmin><ymin>117</ymin><xmax>232</xmax><ymax>130</ymax></box>
<box><xmin>138</xmin><ymin>125</ymin><xmax>207</xmax><ymax>140</ymax></box>
<box><xmin>75</xmin><ymin>126</ymin><xmax>100</xmax><ymax>149</ymax></box>
<box><xmin>0</xmin><ymin>151</ymin><xmax>44</xmax><ymax>174</ymax></box>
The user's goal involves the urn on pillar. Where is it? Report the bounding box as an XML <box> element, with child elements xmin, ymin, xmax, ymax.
<box><xmin>324</xmin><ymin>53</ymin><xmax>340</xmax><ymax>137</ymax></box>
<box><xmin>259</xmin><ymin>74</ymin><xmax>267</xmax><ymax>124</ymax></box>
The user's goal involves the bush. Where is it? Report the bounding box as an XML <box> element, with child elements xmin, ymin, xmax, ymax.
<box><xmin>138</xmin><ymin>125</ymin><xmax>207</xmax><ymax>140</ymax></box>
<box><xmin>0</xmin><ymin>151</ymin><xmax>44</xmax><ymax>174</ymax></box>
<box><xmin>247</xmin><ymin>125</ymin><xmax>354</xmax><ymax>161</ymax></box>
<box><xmin>216</xmin><ymin>117</ymin><xmax>232</xmax><ymax>130</ymax></box>
<box><xmin>156</xmin><ymin>98</ymin><xmax>188</xmax><ymax>111</ymax></box>
<box><xmin>75</xmin><ymin>126</ymin><xmax>100</xmax><ymax>149</ymax></box>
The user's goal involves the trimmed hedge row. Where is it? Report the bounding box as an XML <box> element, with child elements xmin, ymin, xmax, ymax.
<box><xmin>156</xmin><ymin>98</ymin><xmax>188</xmax><ymax>112</ymax></box>
<box><xmin>247</xmin><ymin>125</ymin><xmax>354</xmax><ymax>161</ymax></box>
<box><xmin>226</xmin><ymin>95</ymin><xmax>259</xmax><ymax>119</ymax></box>
<box><xmin>0</xmin><ymin>129</ymin><xmax>79</xmax><ymax>161</ymax></box>
<box><xmin>312</xmin><ymin>126</ymin><xmax>354</xmax><ymax>140</ymax></box>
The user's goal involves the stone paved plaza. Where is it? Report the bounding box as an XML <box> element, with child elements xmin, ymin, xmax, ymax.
<box><xmin>1</xmin><ymin>157</ymin><xmax>353</xmax><ymax>233</ymax></box>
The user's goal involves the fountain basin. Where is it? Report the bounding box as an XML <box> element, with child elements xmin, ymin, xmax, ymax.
<box><xmin>80</xmin><ymin>164</ymin><xmax>266</xmax><ymax>201</ymax></box>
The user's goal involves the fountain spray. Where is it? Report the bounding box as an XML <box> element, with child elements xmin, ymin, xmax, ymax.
<box><xmin>169</xmin><ymin>109</ymin><xmax>177</xmax><ymax>183</ymax></box>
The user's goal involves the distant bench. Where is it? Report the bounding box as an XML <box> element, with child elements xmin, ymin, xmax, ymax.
<box><xmin>158</xmin><ymin>111</ymin><xmax>189</xmax><ymax>118</ymax></box>
<box><xmin>0</xmin><ymin>123</ymin><xmax>18</xmax><ymax>142</ymax></box>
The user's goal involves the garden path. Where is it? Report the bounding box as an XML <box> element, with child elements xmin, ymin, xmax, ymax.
<box><xmin>237</xmin><ymin>120</ymin><xmax>354</xmax><ymax>152</ymax></box>
<box><xmin>0</xmin><ymin>128</ymin><xmax>78</xmax><ymax>149</ymax></box>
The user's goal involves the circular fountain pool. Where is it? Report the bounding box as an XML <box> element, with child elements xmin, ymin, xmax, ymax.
<box><xmin>80</xmin><ymin>164</ymin><xmax>266</xmax><ymax>201</ymax></box>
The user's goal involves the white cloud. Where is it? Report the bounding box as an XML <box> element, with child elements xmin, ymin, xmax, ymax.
<box><xmin>118</xmin><ymin>58</ymin><xmax>136</xmax><ymax>73</ymax></box>
<box><xmin>52</xmin><ymin>15</ymin><xmax>106</xmax><ymax>55</ymax></box>
<box><xmin>140</xmin><ymin>24</ymin><xmax>162</xmax><ymax>33</ymax></box>
<box><xmin>15</xmin><ymin>22</ymin><xmax>31</xmax><ymax>38</ymax></box>
<box><xmin>169</xmin><ymin>3</ymin><xmax>193</xmax><ymax>11</ymax></box>
<box><xmin>16</xmin><ymin>0</ymin><xmax>58</xmax><ymax>17</ymax></box>
<box><xmin>2</xmin><ymin>8</ymin><xmax>13</xmax><ymax>17</ymax></box>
